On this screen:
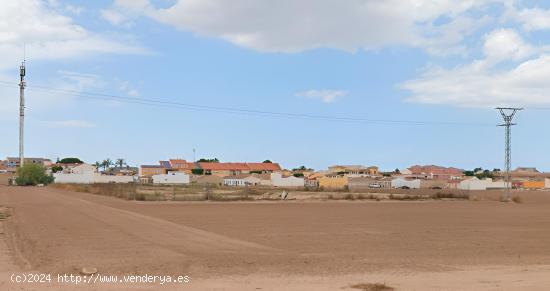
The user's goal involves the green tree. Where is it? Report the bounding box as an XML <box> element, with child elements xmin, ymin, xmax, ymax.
<box><xmin>263</xmin><ymin>160</ymin><xmax>272</xmax><ymax>163</ymax></box>
<box><xmin>59</xmin><ymin>157</ymin><xmax>83</xmax><ymax>164</ymax></box>
<box><xmin>292</xmin><ymin>165</ymin><xmax>312</xmax><ymax>172</ymax></box>
<box><xmin>115</xmin><ymin>158</ymin><xmax>126</xmax><ymax>168</ymax></box>
<box><xmin>464</xmin><ymin>171</ymin><xmax>475</xmax><ymax>177</ymax></box>
<box><xmin>101</xmin><ymin>159</ymin><xmax>113</xmax><ymax>171</ymax></box>
<box><xmin>191</xmin><ymin>168</ymin><xmax>204</xmax><ymax>175</ymax></box>
<box><xmin>51</xmin><ymin>165</ymin><xmax>63</xmax><ymax>173</ymax></box>
<box><xmin>197</xmin><ymin>158</ymin><xmax>219</xmax><ymax>163</ymax></box>
<box><xmin>94</xmin><ymin>161</ymin><xmax>101</xmax><ymax>170</ymax></box>
<box><xmin>16</xmin><ymin>164</ymin><xmax>54</xmax><ymax>186</ymax></box>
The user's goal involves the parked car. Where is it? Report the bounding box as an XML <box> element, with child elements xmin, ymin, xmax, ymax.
<box><xmin>401</xmin><ymin>186</ymin><xmax>410</xmax><ymax>189</ymax></box>
<box><xmin>369</xmin><ymin>183</ymin><xmax>382</xmax><ymax>188</ymax></box>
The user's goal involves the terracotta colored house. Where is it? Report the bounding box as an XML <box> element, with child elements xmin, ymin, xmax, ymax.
<box><xmin>408</xmin><ymin>165</ymin><xmax>463</xmax><ymax>180</ymax></box>
<box><xmin>199</xmin><ymin>162</ymin><xmax>282</xmax><ymax>177</ymax></box>
<box><xmin>140</xmin><ymin>159</ymin><xmax>282</xmax><ymax>178</ymax></box>
<box><xmin>140</xmin><ymin>165</ymin><xmax>166</xmax><ymax>177</ymax></box>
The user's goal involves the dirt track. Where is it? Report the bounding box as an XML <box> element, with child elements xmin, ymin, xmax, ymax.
<box><xmin>1</xmin><ymin>186</ymin><xmax>550</xmax><ymax>290</ymax></box>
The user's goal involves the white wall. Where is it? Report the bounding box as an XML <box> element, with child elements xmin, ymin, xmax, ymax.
<box><xmin>54</xmin><ymin>172</ymin><xmax>95</xmax><ymax>184</ymax></box>
<box><xmin>459</xmin><ymin>178</ymin><xmax>507</xmax><ymax>190</ymax></box>
<box><xmin>391</xmin><ymin>178</ymin><xmax>421</xmax><ymax>189</ymax></box>
<box><xmin>152</xmin><ymin>172</ymin><xmax>190</xmax><ymax>184</ymax></box>
<box><xmin>224</xmin><ymin>178</ymin><xmax>245</xmax><ymax>186</ymax></box>
<box><xmin>459</xmin><ymin>178</ymin><xmax>486</xmax><ymax>190</ymax></box>
<box><xmin>71</xmin><ymin>164</ymin><xmax>96</xmax><ymax>174</ymax></box>
<box><xmin>271</xmin><ymin>173</ymin><xmax>304</xmax><ymax>187</ymax></box>
<box><xmin>54</xmin><ymin>172</ymin><xmax>136</xmax><ymax>184</ymax></box>
<box><xmin>94</xmin><ymin>174</ymin><xmax>135</xmax><ymax>183</ymax></box>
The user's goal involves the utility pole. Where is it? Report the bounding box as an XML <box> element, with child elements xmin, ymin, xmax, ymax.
<box><xmin>496</xmin><ymin>107</ymin><xmax>523</xmax><ymax>202</ymax></box>
<box><xmin>19</xmin><ymin>60</ymin><xmax>26</xmax><ymax>168</ymax></box>
<box><xmin>193</xmin><ymin>148</ymin><xmax>196</xmax><ymax>163</ymax></box>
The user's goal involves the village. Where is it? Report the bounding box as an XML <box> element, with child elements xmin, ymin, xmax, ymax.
<box><xmin>2</xmin><ymin>156</ymin><xmax>549</xmax><ymax>192</ymax></box>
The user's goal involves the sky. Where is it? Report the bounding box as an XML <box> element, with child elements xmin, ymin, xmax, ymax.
<box><xmin>1</xmin><ymin>0</ymin><xmax>550</xmax><ymax>171</ymax></box>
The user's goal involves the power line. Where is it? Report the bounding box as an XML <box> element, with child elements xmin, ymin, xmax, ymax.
<box><xmin>0</xmin><ymin>80</ymin><xmax>494</xmax><ymax>127</ymax></box>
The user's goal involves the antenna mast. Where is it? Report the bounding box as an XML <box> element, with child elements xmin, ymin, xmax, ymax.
<box><xmin>19</xmin><ymin>60</ymin><xmax>26</xmax><ymax>167</ymax></box>
<box><xmin>496</xmin><ymin>107</ymin><xmax>523</xmax><ymax>202</ymax></box>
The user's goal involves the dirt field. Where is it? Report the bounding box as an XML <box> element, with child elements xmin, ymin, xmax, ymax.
<box><xmin>1</xmin><ymin>185</ymin><xmax>550</xmax><ymax>290</ymax></box>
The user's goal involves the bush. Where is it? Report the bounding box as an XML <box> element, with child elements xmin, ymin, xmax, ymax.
<box><xmin>51</xmin><ymin>165</ymin><xmax>63</xmax><ymax>173</ymax></box>
<box><xmin>16</xmin><ymin>164</ymin><xmax>54</xmax><ymax>186</ymax></box>
<box><xmin>59</xmin><ymin>157</ymin><xmax>83</xmax><ymax>164</ymax></box>
<box><xmin>191</xmin><ymin>168</ymin><xmax>204</xmax><ymax>175</ymax></box>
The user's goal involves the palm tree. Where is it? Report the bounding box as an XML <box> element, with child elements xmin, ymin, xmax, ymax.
<box><xmin>102</xmin><ymin>159</ymin><xmax>113</xmax><ymax>171</ymax></box>
<box><xmin>116</xmin><ymin>158</ymin><xmax>126</xmax><ymax>168</ymax></box>
<box><xmin>94</xmin><ymin>161</ymin><xmax>101</xmax><ymax>172</ymax></box>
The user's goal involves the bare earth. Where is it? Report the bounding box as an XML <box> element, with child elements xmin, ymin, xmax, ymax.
<box><xmin>1</xmin><ymin>185</ymin><xmax>550</xmax><ymax>290</ymax></box>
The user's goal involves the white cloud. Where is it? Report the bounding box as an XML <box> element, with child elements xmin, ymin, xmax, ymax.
<box><xmin>101</xmin><ymin>9</ymin><xmax>127</xmax><ymax>26</ymax></box>
<box><xmin>105</xmin><ymin>0</ymin><xmax>497</xmax><ymax>54</ymax></box>
<box><xmin>0</xmin><ymin>0</ymin><xmax>147</xmax><ymax>71</ymax></box>
<box><xmin>402</xmin><ymin>29</ymin><xmax>550</xmax><ymax>107</ymax></box>
<box><xmin>40</xmin><ymin>120</ymin><xmax>97</xmax><ymax>128</ymax></box>
<box><xmin>512</xmin><ymin>7</ymin><xmax>550</xmax><ymax>31</ymax></box>
<box><xmin>296</xmin><ymin>90</ymin><xmax>348</xmax><ymax>103</ymax></box>
<box><xmin>101</xmin><ymin>0</ymin><xmax>153</xmax><ymax>27</ymax></box>
<box><xmin>483</xmin><ymin>29</ymin><xmax>534</xmax><ymax>62</ymax></box>
<box><xmin>119</xmin><ymin>81</ymin><xmax>140</xmax><ymax>97</ymax></box>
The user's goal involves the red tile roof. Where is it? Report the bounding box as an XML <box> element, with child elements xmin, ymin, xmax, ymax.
<box><xmin>169</xmin><ymin>160</ymin><xmax>196</xmax><ymax>170</ymax></box>
<box><xmin>141</xmin><ymin>165</ymin><xmax>164</xmax><ymax>169</ymax></box>
<box><xmin>409</xmin><ymin>165</ymin><xmax>463</xmax><ymax>176</ymax></box>
<box><xmin>199</xmin><ymin>162</ymin><xmax>282</xmax><ymax>172</ymax></box>
<box><xmin>199</xmin><ymin>163</ymin><xmax>250</xmax><ymax>171</ymax></box>
<box><xmin>247</xmin><ymin>163</ymin><xmax>282</xmax><ymax>171</ymax></box>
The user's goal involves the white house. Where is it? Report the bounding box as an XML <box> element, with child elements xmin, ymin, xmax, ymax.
<box><xmin>459</xmin><ymin>177</ymin><xmax>486</xmax><ymax>190</ymax></box>
<box><xmin>70</xmin><ymin>164</ymin><xmax>97</xmax><ymax>174</ymax></box>
<box><xmin>223</xmin><ymin>175</ymin><xmax>263</xmax><ymax>187</ymax></box>
<box><xmin>152</xmin><ymin>172</ymin><xmax>190</xmax><ymax>185</ymax></box>
<box><xmin>271</xmin><ymin>173</ymin><xmax>304</xmax><ymax>187</ymax></box>
<box><xmin>54</xmin><ymin>163</ymin><xmax>136</xmax><ymax>184</ymax></box>
<box><xmin>391</xmin><ymin>178</ymin><xmax>421</xmax><ymax>189</ymax></box>
<box><xmin>54</xmin><ymin>163</ymin><xmax>96</xmax><ymax>184</ymax></box>
<box><xmin>398</xmin><ymin>168</ymin><xmax>413</xmax><ymax>175</ymax></box>
<box><xmin>459</xmin><ymin>177</ymin><xmax>507</xmax><ymax>190</ymax></box>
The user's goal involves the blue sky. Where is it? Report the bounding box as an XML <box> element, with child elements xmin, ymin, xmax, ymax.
<box><xmin>1</xmin><ymin>0</ymin><xmax>550</xmax><ymax>171</ymax></box>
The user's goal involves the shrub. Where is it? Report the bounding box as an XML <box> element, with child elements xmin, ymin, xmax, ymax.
<box><xmin>343</xmin><ymin>194</ymin><xmax>356</xmax><ymax>200</ymax></box>
<box><xmin>59</xmin><ymin>157</ymin><xmax>83</xmax><ymax>164</ymax></box>
<box><xmin>16</xmin><ymin>164</ymin><xmax>54</xmax><ymax>186</ymax></box>
<box><xmin>512</xmin><ymin>196</ymin><xmax>523</xmax><ymax>204</ymax></box>
<box><xmin>351</xmin><ymin>283</ymin><xmax>394</xmax><ymax>291</ymax></box>
<box><xmin>51</xmin><ymin>165</ymin><xmax>63</xmax><ymax>173</ymax></box>
<box><xmin>191</xmin><ymin>168</ymin><xmax>204</xmax><ymax>175</ymax></box>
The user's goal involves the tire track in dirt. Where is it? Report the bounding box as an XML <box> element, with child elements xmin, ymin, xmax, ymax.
<box><xmin>0</xmin><ymin>187</ymin><xmax>279</xmax><ymax>276</ymax></box>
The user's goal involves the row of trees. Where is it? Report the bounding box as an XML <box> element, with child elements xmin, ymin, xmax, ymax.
<box><xmin>464</xmin><ymin>168</ymin><xmax>501</xmax><ymax>179</ymax></box>
<box><xmin>94</xmin><ymin>159</ymin><xmax>128</xmax><ymax>171</ymax></box>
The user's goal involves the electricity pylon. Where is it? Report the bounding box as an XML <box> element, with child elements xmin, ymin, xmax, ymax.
<box><xmin>496</xmin><ymin>107</ymin><xmax>523</xmax><ymax>201</ymax></box>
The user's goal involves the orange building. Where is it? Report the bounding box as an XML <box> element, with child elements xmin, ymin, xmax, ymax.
<box><xmin>522</xmin><ymin>180</ymin><xmax>546</xmax><ymax>189</ymax></box>
<box><xmin>140</xmin><ymin>165</ymin><xmax>166</xmax><ymax>177</ymax></box>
